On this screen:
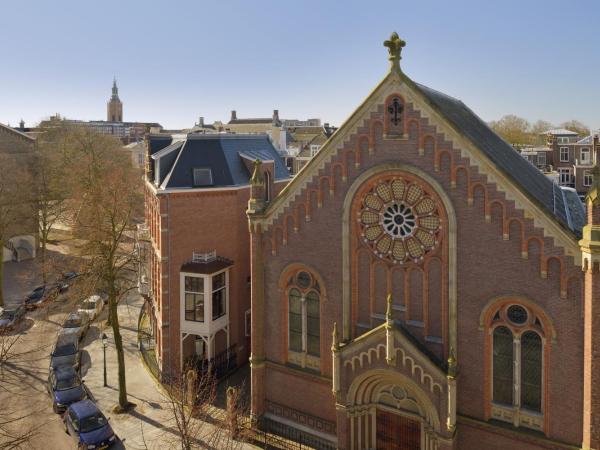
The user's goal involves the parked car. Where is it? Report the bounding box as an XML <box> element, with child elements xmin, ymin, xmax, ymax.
<box><xmin>50</xmin><ymin>334</ymin><xmax>80</xmax><ymax>371</ymax></box>
<box><xmin>78</xmin><ymin>295</ymin><xmax>104</xmax><ymax>322</ymax></box>
<box><xmin>47</xmin><ymin>366</ymin><xmax>87</xmax><ymax>413</ymax></box>
<box><xmin>24</xmin><ymin>285</ymin><xmax>51</xmax><ymax>310</ymax></box>
<box><xmin>63</xmin><ymin>400</ymin><xmax>118</xmax><ymax>449</ymax></box>
<box><xmin>62</xmin><ymin>271</ymin><xmax>81</xmax><ymax>282</ymax></box>
<box><xmin>59</xmin><ymin>312</ymin><xmax>89</xmax><ymax>341</ymax></box>
<box><xmin>0</xmin><ymin>305</ymin><xmax>26</xmax><ymax>332</ymax></box>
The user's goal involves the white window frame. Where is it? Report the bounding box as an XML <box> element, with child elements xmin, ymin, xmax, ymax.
<box><xmin>581</xmin><ymin>147</ymin><xmax>591</xmax><ymax>164</ymax></box>
<box><xmin>584</xmin><ymin>170</ymin><xmax>593</xmax><ymax>187</ymax></box>
<box><xmin>310</xmin><ymin>145</ymin><xmax>321</xmax><ymax>157</ymax></box>
<box><xmin>560</xmin><ymin>147</ymin><xmax>569</xmax><ymax>162</ymax></box>
<box><xmin>558</xmin><ymin>168</ymin><xmax>572</xmax><ymax>185</ymax></box>
<box><xmin>537</xmin><ymin>152</ymin><xmax>546</xmax><ymax>166</ymax></box>
<box><xmin>558</xmin><ymin>136</ymin><xmax>569</xmax><ymax>144</ymax></box>
<box><xmin>180</xmin><ymin>269</ymin><xmax>229</xmax><ymax>333</ymax></box>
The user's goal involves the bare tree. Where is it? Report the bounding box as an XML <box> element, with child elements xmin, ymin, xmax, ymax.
<box><xmin>160</xmin><ymin>368</ymin><xmax>247</xmax><ymax>450</ymax></box>
<box><xmin>0</xmin><ymin>154</ymin><xmax>33</xmax><ymax>308</ymax></box>
<box><xmin>488</xmin><ymin>114</ymin><xmax>533</xmax><ymax>147</ymax></box>
<box><xmin>31</xmin><ymin>127</ymin><xmax>72</xmax><ymax>284</ymax></box>
<box><xmin>67</xmin><ymin>128</ymin><xmax>142</xmax><ymax>411</ymax></box>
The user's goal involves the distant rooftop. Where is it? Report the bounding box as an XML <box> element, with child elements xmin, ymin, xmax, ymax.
<box><xmin>543</xmin><ymin>128</ymin><xmax>579</xmax><ymax>136</ymax></box>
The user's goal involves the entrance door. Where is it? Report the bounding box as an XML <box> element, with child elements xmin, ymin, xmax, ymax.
<box><xmin>376</xmin><ymin>410</ymin><xmax>421</xmax><ymax>450</ymax></box>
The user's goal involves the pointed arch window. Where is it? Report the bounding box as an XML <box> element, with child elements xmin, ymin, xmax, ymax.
<box><xmin>286</xmin><ymin>269</ymin><xmax>321</xmax><ymax>371</ymax></box>
<box><xmin>489</xmin><ymin>303</ymin><xmax>545</xmax><ymax>431</ymax></box>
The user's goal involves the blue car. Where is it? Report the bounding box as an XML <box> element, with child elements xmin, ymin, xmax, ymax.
<box><xmin>47</xmin><ymin>366</ymin><xmax>87</xmax><ymax>413</ymax></box>
<box><xmin>63</xmin><ymin>400</ymin><xmax>118</xmax><ymax>449</ymax></box>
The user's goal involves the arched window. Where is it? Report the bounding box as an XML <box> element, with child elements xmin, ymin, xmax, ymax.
<box><xmin>286</xmin><ymin>269</ymin><xmax>321</xmax><ymax>370</ymax></box>
<box><xmin>488</xmin><ymin>303</ymin><xmax>545</xmax><ymax>431</ymax></box>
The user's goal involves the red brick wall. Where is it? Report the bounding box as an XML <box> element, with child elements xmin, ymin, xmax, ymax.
<box><xmin>257</xmin><ymin>100</ymin><xmax>584</xmax><ymax>447</ymax></box>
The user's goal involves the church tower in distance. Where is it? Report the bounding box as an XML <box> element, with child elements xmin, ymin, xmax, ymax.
<box><xmin>107</xmin><ymin>78</ymin><xmax>123</xmax><ymax>122</ymax></box>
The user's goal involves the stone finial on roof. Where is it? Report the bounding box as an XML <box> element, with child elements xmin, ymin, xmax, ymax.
<box><xmin>250</xmin><ymin>159</ymin><xmax>264</xmax><ymax>186</ymax></box>
<box><xmin>384</xmin><ymin>32</ymin><xmax>406</xmax><ymax>73</ymax></box>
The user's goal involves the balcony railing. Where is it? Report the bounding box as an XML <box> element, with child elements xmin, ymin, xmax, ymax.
<box><xmin>192</xmin><ymin>250</ymin><xmax>217</xmax><ymax>263</ymax></box>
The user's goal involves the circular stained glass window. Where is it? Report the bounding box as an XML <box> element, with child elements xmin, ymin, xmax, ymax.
<box><xmin>296</xmin><ymin>271</ymin><xmax>311</xmax><ymax>289</ymax></box>
<box><xmin>358</xmin><ymin>177</ymin><xmax>442</xmax><ymax>264</ymax></box>
<box><xmin>382</xmin><ymin>203</ymin><xmax>416</xmax><ymax>238</ymax></box>
<box><xmin>507</xmin><ymin>305</ymin><xmax>528</xmax><ymax>325</ymax></box>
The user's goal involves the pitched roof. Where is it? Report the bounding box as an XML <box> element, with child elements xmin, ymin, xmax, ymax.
<box><xmin>150</xmin><ymin>134</ymin><xmax>290</xmax><ymax>190</ymax></box>
<box><xmin>576</xmin><ymin>135</ymin><xmax>594</xmax><ymax>145</ymax></box>
<box><xmin>414</xmin><ymin>83</ymin><xmax>582</xmax><ymax>235</ymax></box>
<box><xmin>543</xmin><ymin>128</ymin><xmax>579</xmax><ymax>136</ymax></box>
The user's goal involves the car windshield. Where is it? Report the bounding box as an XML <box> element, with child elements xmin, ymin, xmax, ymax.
<box><xmin>64</xmin><ymin>317</ymin><xmax>82</xmax><ymax>328</ymax></box>
<box><xmin>53</xmin><ymin>344</ymin><xmax>76</xmax><ymax>357</ymax></box>
<box><xmin>81</xmin><ymin>302</ymin><xmax>95</xmax><ymax>310</ymax></box>
<box><xmin>0</xmin><ymin>310</ymin><xmax>15</xmax><ymax>319</ymax></box>
<box><xmin>79</xmin><ymin>412</ymin><xmax>108</xmax><ymax>433</ymax></box>
<box><xmin>56</xmin><ymin>377</ymin><xmax>78</xmax><ymax>390</ymax></box>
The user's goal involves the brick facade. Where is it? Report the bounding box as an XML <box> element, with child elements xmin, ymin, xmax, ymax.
<box><xmin>248</xmin><ymin>48</ymin><xmax>591</xmax><ymax>449</ymax></box>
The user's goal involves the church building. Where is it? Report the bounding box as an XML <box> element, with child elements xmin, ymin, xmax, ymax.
<box><xmin>247</xmin><ymin>33</ymin><xmax>598</xmax><ymax>449</ymax></box>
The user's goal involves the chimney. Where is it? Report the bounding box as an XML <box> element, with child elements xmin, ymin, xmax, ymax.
<box><xmin>272</xmin><ymin>109</ymin><xmax>280</xmax><ymax>123</ymax></box>
<box><xmin>199</xmin><ymin>116</ymin><xmax>204</xmax><ymax>127</ymax></box>
<box><xmin>231</xmin><ymin>110</ymin><xmax>237</xmax><ymax>121</ymax></box>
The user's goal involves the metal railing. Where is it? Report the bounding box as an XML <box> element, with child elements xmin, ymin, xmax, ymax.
<box><xmin>239</xmin><ymin>416</ymin><xmax>336</xmax><ymax>450</ymax></box>
<box><xmin>192</xmin><ymin>250</ymin><xmax>217</xmax><ymax>263</ymax></box>
<box><xmin>187</xmin><ymin>345</ymin><xmax>237</xmax><ymax>380</ymax></box>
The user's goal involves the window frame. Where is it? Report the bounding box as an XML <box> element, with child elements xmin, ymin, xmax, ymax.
<box><xmin>536</xmin><ymin>152</ymin><xmax>546</xmax><ymax>166</ymax></box>
<box><xmin>285</xmin><ymin>269</ymin><xmax>322</xmax><ymax>371</ymax></box>
<box><xmin>558</xmin><ymin>168</ymin><xmax>572</xmax><ymax>185</ymax></box>
<box><xmin>181</xmin><ymin>269</ymin><xmax>229</xmax><ymax>326</ymax></box>
<box><xmin>581</xmin><ymin>147</ymin><xmax>591</xmax><ymax>164</ymax></box>
<box><xmin>184</xmin><ymin>276</ymin><xmax>205</xmax><ymax>322</ymax></box>
<box><xmin>584</xmin><ymin>170</ymin><xmax>593</xmax><ymax>187</ymax></box>
<box><xmin>488</xmin><ymin>303</ymin><xmax>546</xmax><ymax>432</ymax></box>
<box><xmin>192</xmin><ymin>167</ymin><xmax>213</xmax><ymax>187</ymax></box>
<box><xmin>559</xmin><ymin>147</ymin><xmax>569</xmax><ymax>162</ymax></box>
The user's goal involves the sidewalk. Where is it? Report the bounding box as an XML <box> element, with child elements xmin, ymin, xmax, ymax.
<box><xmin>82</xmin><ymin>292</ymin><xmax>256</xmax><ymax>449</ymax></box>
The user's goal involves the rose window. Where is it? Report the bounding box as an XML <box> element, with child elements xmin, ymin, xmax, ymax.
<box><xmin>358</xmin><ymin>177</ymin><xmax>442</xmax><ymax>263</ymax></box>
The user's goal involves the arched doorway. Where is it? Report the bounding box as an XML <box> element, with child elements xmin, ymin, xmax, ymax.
<box><xmin>346</xmin><ymin>370</ymin><xmax>441</xmax><ymax>450</ymax></box>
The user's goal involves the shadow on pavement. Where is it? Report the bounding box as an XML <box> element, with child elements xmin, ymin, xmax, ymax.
<box><xmin>80</xmin><ymin>350</ymin><xmax>92</xmax><ymax>377</ymax></box>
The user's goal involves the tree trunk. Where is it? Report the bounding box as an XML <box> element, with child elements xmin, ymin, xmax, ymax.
<box><xmin>40</xmin><ymin>238</ymin><xmax>47</xmax><ymax>285</ymax></box>
<box><xmin>109</xmin><ymin>291</ymin><xmax>128</xmax><ymax>409</ymax></box>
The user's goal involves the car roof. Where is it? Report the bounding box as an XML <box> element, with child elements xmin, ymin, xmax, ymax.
<box><xmin>56</xmin><ymin>334</ymin><xmax>79</xmax><ymax>346</ymax></box>
<box><xmin>54</xmin><ymin>366</ymin><xmax>78</xmax><ymax>380</ymax></box>
<box><xmin>66</xmin><ymin>312</ymin><xmax>82</xmax><ymax>320</ymax></box>
<box><xmin>69</xmin><ymin>399</ymin><xmax>99</xmax><ymax>418</ymax></box>
<box><xmin>83</xmin><ymin>295</ymin><xmax>100</xmax><ymax>302</ymax></box>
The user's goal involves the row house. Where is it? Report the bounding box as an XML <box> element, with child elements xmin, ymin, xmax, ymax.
<box><xmin>139</xmin><ymin>133</ymin><xmax>289</xmax><ymax>378</ymax></box>
<box><xmin>543</xmin><ymin>128</ymin><xmax>599</xmax><ymax>194</ymax></box>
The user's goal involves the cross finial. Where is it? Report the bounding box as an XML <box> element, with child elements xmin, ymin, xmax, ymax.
<box><xmin>384</xmin><ymin>32</ymin><xmax>406</xmax><ymax>73</ymax></box>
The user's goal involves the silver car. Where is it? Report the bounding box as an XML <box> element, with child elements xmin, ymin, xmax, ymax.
<box><xmin>59</xmin><ymin>312</ymin><xmax>89</xmax><ymax>341</ymax></box>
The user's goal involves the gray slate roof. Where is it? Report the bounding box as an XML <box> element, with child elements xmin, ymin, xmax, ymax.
<box><xmin>415</xmin><ymin>83</ymin><xmax>584</xmax><ymax>236</ymax></box>
<box><xmin>150</xmin><ymin>134</ymin><xmax>290</xmax><ymax>190</ymax></box>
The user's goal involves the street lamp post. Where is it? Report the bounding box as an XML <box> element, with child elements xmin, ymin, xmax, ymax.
<box><xmin>102</xmin><ymin>332</ymin><xmax>108</xmax><ymax>387</ymax></box>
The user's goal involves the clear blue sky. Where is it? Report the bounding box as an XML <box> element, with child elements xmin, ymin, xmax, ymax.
<box><xmin>2</xmin><ymin>0</ymin><xmax>599</xmax><ymax>130</ymax></box>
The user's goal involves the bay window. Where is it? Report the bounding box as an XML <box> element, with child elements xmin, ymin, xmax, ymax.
<box><xmin>184</xmin><ymin>276</ymin><xmax>204</xmax><ymax>322</ymax></box>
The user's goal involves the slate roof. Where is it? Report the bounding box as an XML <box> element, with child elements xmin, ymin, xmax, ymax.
<box><xmin>415</xmin><ymin>83</ymin><xmax>584</xmax><ymax>236</ymax></box>
<box><xmin>576</xmin><ymin>135</ymin><xmax>594</xmax><ymax>145</ymax></box>
<box><xmin>181</xmin><ymin>257</ymin><xmax>233</xmax><ymax>274</ymax></box>
<box><xmin>543</xmin><ymin>128</ymin><xmax>579</xmax><ymax>136</ymax></box>
<box><xmin>150</xmin><ymin>134</ymin><xmax>289</xmax><ymax>190</ymax></box>
<box><xmin>228</xmin><ymin>118</ymin><xmax>273</xmax><ymax>125</ymax></box>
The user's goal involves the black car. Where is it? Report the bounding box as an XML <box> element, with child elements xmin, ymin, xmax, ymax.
<box><xmin>50</xmin><ymin>334</ymin><xmax>80</xmax><ymax>371</ymax></box>
<box><xmin>47</xmin><ymin>366</ymin><xmax>87</xmax><ymax>413</ymax></box>
<box><xmin>24</xmin><ymin>285</ymin><xmax>56</xmax><ymax>310</ymax></box>
<box><xmin>62</xmin><ymin>271</ymin><xmax>81</xmax><ymax>282</ymax></box>
<box><xmin>0</xmin><ymin>305</ymin><xmax>26</xmax><ymax>332</ymax></box>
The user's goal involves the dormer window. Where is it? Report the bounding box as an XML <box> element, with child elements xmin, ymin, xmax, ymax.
<box><xmin>193</xmin><ymin>168</ymin><xmax>213</xmax><ymax>187</ymax></box>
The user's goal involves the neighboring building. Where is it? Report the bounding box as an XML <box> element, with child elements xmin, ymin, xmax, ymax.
<box><xmin>283</xmin><ymin>118</ymin><xmax>322</xmax><ymax>127</ymax></box>
<box><xmin>139</xmin><ymin>133</ymin><xmax>290</xmax><ymax>378</ymax></box>
<box><xmin>34</xmin><ymin>81</ymin><xmax>162</xmax><ymax>144</ymax></box>
<box><xmin>542</xmin><ymin>129</ymin><xmax>599</xmax><ymax>194</ymax></box>
<box><xmin>123</xmin><ymin>141</ymin><xmax>145</xmax><ymax>169</ymax></box>
<box><xmin>518</xmin><ymin>146</ymin><xmax>552</xmax><ymax>171</ymax></box>
<box><xmin>0</xmin><ymin>123</ymin><xmax>37</xmax><ymax>262</ymax></box>
<box><xmin>284</xmin><ymin>124</ymin><xmax>337</xmax><ymax>174</ymax></box>
<box><xmin>246</xmin><ymin>33</ymin><xmax>594</xmax><ymax>450</ymax></box>
<box><xmin>107</xmin><ymin>78</ymin><xmax>123</xmax><ymax>122</ymax></box>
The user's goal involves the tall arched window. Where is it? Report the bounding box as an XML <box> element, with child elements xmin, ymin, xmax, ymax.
<box><xmin>264</xmin><ymin>171</ymin><xmax>272</xmax><ymax>202</ymax></box>
<box><xmin>489</xmin><ymin>303</ymin><xmax>545</xmax><ymax>431</ymax></box>
<box><xmin>286</xmin><ymin>269</ymin><xmax>321</xmax><ymax>371</ymax></box>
